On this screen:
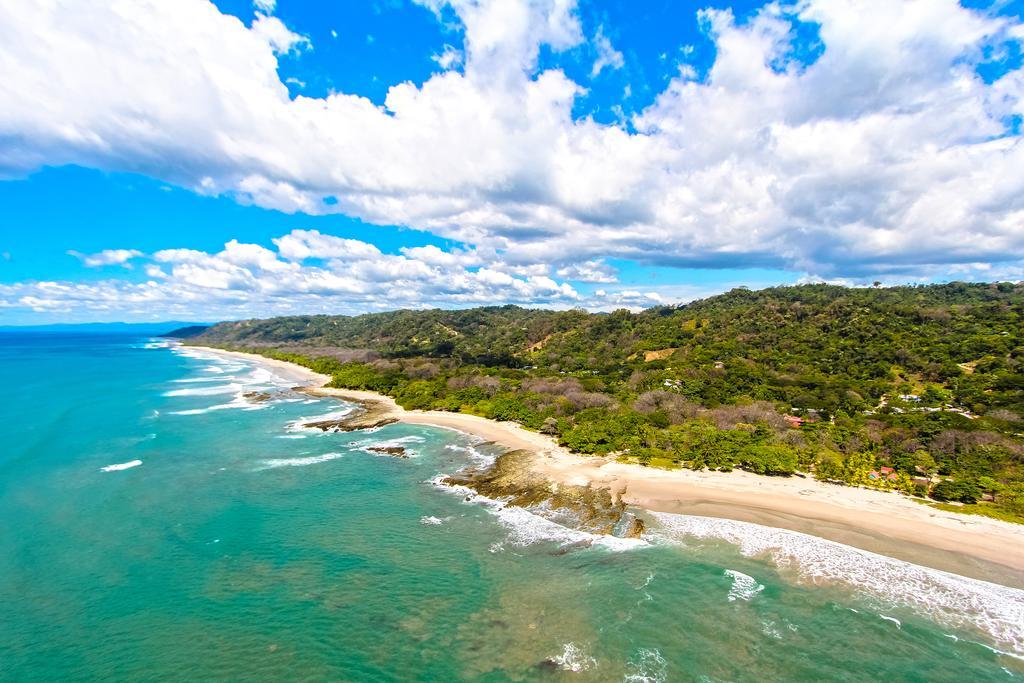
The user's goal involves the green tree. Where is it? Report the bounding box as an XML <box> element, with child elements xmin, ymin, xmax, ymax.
<box><xmin>932</xmin><ymin>479</ymin><xmax>983</xmax><ymax>504</ymax></box>
<box><xmin>739</xmin><ymin>444</ymin><xmax>798</xmax><ymax>475</ymax></box>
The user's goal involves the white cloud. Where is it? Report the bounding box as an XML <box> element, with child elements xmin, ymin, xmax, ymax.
<box><xmin>590</xmin><ymin>25</ymin><xmax>624</xmax><ymax>77</ymax></box>
<box><xmin>251</xmin><ymin>12</ymin><xmax>310</xmax><ymax>55</ymax></box>
<box><xmin>399</xmin><ymin>244</ymin><xmax>482</xmax><ymax>267</ymax></box>
<box><xmin>253</xmin><ymin>0</ymin><xmax>275</xmax><ymax>13</ymax></box>
<box><xmin>432</xmin><ymin>44</ymin><xmax>464</xmax><ymax>70</ymax></box>
<box><xmin>0</xmin><ymin>0</ymin><xmax>1022</xmax><ymax>284</ymax></box>
<box><xmin>68</xmin><ymin>249</ymin><xmax>143</xmax><ymax>268</ymax></box>
<box><xmin>591</xmin><ymin>288</ymin><xmax>664</xmax><ymax>311</ymax></box>
<box><xmin>272</xmin><ymin>229</ymin><xmax>382</xmax><ymax>261</ymax></box>
<box><xmin>556</xmin><ymin>259</ymin><xmax>617</xmax><ymax>283</ymax></box>
<box><xmin>4</xmin><ymin>230</ymin><xmax>591</xmax><ymax>319</ymax></box>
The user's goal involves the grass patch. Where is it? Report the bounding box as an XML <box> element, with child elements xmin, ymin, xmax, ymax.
<box><xmin>616</xmin><ymin>455</ymin><xmax>683</xmax><ymax>470</ymax></box>
<box><xmin>913</xmin><ymin>499</ymin><xmax>1024</xmax><ymax>525</ymax></box>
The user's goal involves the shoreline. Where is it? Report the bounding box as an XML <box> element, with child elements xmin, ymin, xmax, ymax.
<box><xmin>187</xmin><ymin>344</ymin><xmax>1024</xmax><ymax>588</ymax></box>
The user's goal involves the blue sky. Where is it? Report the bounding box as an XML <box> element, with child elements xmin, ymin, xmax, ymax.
<box><xmin>1</xmin><ymin>0</ymin><xmax>1023</xmax><ymax>323</ymax></box>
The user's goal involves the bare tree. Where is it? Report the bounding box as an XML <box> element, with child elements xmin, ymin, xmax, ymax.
<box><xmin>633</xmin><ymin>390</ymin><xmax>701</xmax><ymax>424</ymax></box>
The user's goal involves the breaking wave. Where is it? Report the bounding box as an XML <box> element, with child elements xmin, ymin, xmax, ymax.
<box><xmin>169</xmin><ymin>393</ymin><xmax>271</xmax><ymax>415</ymax></box>
<box><xmin>163</xmin><ymin>383</ymin><xmax>243</xmax><ymax>397</ymax></box>
<box><xmin>651</xmin><ymin>512</ymin><xmax>1024</xmax><ymax>656</ymax></box>
<box><xmin>624</xmin><ymin>648</ymin><xmax>667</xmax><ymax>683</ymax></box>
<box><xmin>349</xmin><ymin>434</ymin><xmax>425</xmax><ymax>457</ymax></box>
<box><xmin>285</xmin><ymin>406</ymin><xmax>355</xmax><ymax>433</ymax></box>
<box><xmin>443</xmin><ymin>442</ymin><xmax>497</xmax><ymax>468</ymax></box>
<box><xmin>431</xmin><ymin>476</ymin><xmax>646</xmax><ymax>553</ymax></box>
<box><xmin>547</xmin><ymin>642</ymin><xmax>596</xmax><ymax>673</ymax></box>
<box><xmin>724</xmin><ymin>569</ymin><xmax>765</xmax><ymax>602</ymax></box>
<box><xmin>100</xmin><ymin>460</ymin><xmax>142</xmax><ymax>472</ymax></box>
<box><xmin>257</xmin><ymin>452</ymin><xmax>345</xmax><ymax>469</ymax></box>
<box><xmin>169</xmin><ymin>376</ymin><xmax>229</xmax><ymax>384</ymax></box>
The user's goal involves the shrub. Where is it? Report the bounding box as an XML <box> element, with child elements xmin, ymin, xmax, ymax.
<box><xmin>931</xmin><ymin>479</ymin><xmax>983</xmax><ymax>504</ymax></box>
<box><xmin>739</xmin><ymin>444</ymin><xmax>798</xmax><ymax>476</ymax></box>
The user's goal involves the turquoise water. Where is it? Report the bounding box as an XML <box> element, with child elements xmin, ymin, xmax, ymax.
<box><xmin>1</xmin><ymin>333</ymin><xmax>1022</xmax><ymax>681</ymax></box>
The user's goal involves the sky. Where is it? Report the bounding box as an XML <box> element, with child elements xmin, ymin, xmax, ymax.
<box><xmin>1</xmin><ymin>0</ymin><xmax>1023</xmax><ymax>324</ymax></box>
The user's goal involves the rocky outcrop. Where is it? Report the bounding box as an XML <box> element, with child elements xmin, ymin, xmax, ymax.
<box><xmin>367</xmin><ymin>446</ymin><xmax>408</xmax><ymax>458</ymax></box>
<box><xmin>295</xmin><ymin>388</ymin><xmax>399</xmax><ymax>432</ymax></box>
<box><xmin>443</xmin><ymin>449</ymin><xmax>645</xmax><ymax>539</ymax></box>
<box><xmin>300</xmin><ymin>396</ymin><xmax>398</xmax><ymax>432</ymax></box>
<box><xmin>302</xmin><ymin>414</ymin><xmax>398</xmax><ymax>432</ymax></box>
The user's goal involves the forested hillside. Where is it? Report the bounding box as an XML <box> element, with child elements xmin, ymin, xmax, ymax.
<box><xmin>189</xmin><ymin>283</ymin><xmax>1024</xmax><ymax>521</ymax></box>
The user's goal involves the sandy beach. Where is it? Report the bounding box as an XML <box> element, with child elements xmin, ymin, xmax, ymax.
<box><xmin>185</xmin><ymin>347</ymin><xmax>334</xmax><ymax>387</ymax></box>
<box><xmin>190</xmin><ymin>345</ymin><xmax>1024</xmax><ymax>586</ymax></box>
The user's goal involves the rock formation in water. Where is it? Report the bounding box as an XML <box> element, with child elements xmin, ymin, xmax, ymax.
<box><xmin>300</xmin><ymin>397</ymin><xmax>398</xmax><ymax>432</ymax></box>
<box><xmin>367</xmin><ymin>446</ymin><xmax>408</xmax><ymax>458</ymax></box>
<box><xmin>443</xmin><ymin>449</ymin><xmax>644</xmax><ymax>539</ymax></box>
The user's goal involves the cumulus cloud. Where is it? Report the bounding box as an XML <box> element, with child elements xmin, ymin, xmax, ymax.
<box><xmin>590</xmin><ymin>25</ymin><xmax>624</xmax><ymax>77</ymax></box>
<box><xmin>67</xmin><ymin>249</ymin><xmax>143</xmax><ymax>268</ymax></box>
<box><xmin>251</xmin><ymin>12</ymin><xmax>310</xmax><ymax>54</ymax></box>
<box><xmin>433</xmin><ymin>44</ymin><xmax>464</xmax><ymax>70</ymax></box>
<box><xmin>4</xmin><ymin>230</ymin><xmax>600</xmax><ymax>319</ymax></box>
<box><xmin>592</xmin><ymin>288</ymin><xmax>663</xmax><ymax>308</ymax></box>
<box><xmin>556</xmin><ymin>259</ymin><xmax>618</xmax><ymax>283</ymax></box>
<box><xmin>272</xmin><ymin>229</ymin><xmax>382</xmax><ymax>261</ymax></box>
<box><xmin>0</xmin><ymin>0</ymin><xmax>1022</xmax><ymax>288</ymax></box>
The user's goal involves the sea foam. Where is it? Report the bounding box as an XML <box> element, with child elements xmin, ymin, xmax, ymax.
<box><xmin>624</xmin><ymin>647</ymin><xmax>668</xmax><ymax>683</ymax></box>
<box><xmin>724</xmin><ymin>569</ymin><xmax>764</xmax><ymax>602</ymax></box>
<box><xmin>257</xmin><ymin>452</ymin><xmax>345</xmax><ymax>469</ymax></box>
<box><xmin>163</xmin><ymin>383</ymin><xmax>244</xmax><ymax>397</ymax></box>
<box><xmin>350</xmin><ymin>434</ymin><xmax>425</xmax><ymax>457</ymax></box>
<box><xmin>432</xmin><ymin>476</ymin><xmax>646</xmax><ymax>552</ymax></box>
<box><xmin>285</xmin><ymin>406</ymin><xmax>355</xmax><ymax>433</ymax></box>
<box><xmin>100</xmin><ymin>460</ymin><xmax>142</xmax><ymax>472</ymax></box>
<box><xmin>443</xmin><ymin>442</ymin><xmax>497</xmax><ymax>468</ymax></box>
<box><xmin>651</xmin><ymin>512</ymin><xmax>1024</xmax><ymax>656</ymax></box>
<box><xmin>549</xmin><ymin>642</ymin><xmax>596</xmax><ymax>672</ymax></box>
<box><xmin>169</xmin><ymin>376</ymin><xmax>230</xmax><ymax>384</ymax></box>
<box><xmin>169</xmin><ymin>392</ymin><xmax>271</xmax><ymax>415</ymax></box>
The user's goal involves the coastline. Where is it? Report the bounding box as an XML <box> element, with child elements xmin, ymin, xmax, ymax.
<box><xmin>180</xmin><ymin>347</ymin><xmax>335</xmax><ymax>387</ymax></box>
<box><xmin>187</xmin><ymin>344</ymin><xmax>1024</xmax><ymax>587</ymax></box>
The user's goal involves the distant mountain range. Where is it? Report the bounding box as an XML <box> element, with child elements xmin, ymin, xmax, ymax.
<box><xmin>0</xmin><ymin>321</ymin><xmax>210</xmax><ymax>335</ymax></box>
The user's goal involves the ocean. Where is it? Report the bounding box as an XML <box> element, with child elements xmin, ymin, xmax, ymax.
<box><xmin>1</xmin><ymin>332</ymin><xmax>1021</xmax><ymax>681</ymax></box>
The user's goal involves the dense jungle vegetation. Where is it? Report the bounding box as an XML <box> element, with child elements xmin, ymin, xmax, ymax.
<box><xmin>179</xmin><ymin>282</ymin><xmax>1024</xmax><ymax>522</ymax></box>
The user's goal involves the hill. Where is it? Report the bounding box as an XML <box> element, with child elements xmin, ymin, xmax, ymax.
<box><xmin>189</xmin><ymin>283</ymin><xmax>1024</xmax><ymax>521</ymax></box>
<box><xmin>163</xmin><ymin>325</ymin><xmax>211</xmax><ymax>338</ymax></box>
